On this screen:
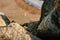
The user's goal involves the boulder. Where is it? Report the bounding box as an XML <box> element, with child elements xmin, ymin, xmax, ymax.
<box><xmin>20</xmin><ymin>1</ymin><xmax>60</xmax><ymax>40</ymax></box>
<box><xmin>0</xmin><ymin>22</ymin><xmax>41</xmax><ymax>40</ymax></box>
<box><xmin>36</xmin><ymin>0</ymin><xmax>60</xmax><ymax>40</ymax></box>
<box><xmin>37</xmin><ymin>9</ymin><xmax>60</xmax><ymax>40</ymax></box>
<box><xmin>39</xmin><ymin>0</ymin><xmax>60</xmax><ymax>24</ymax></box>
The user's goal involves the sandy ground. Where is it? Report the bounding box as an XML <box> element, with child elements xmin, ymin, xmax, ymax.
<box><xmin>0</xmin><ymin>0</ymin><xmax>41</xmax><ymax>24</ymax></box>
<box><xmin>15</xmin><ymin>0</ymin><xmax>41</xmax><ymax>14</ymax></box>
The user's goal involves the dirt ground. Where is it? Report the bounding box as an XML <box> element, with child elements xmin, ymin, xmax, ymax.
<box><xmin>15</xmin><ymin>0</ymin><xmax>41</xmax><ymax>14</ymax></box>
<box><xmin>0</xmin><ymin>0</ymin><xmax>41</xmax><ymax>24</ymax></box>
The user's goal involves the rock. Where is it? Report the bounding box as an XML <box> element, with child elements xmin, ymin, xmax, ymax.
<box><xmin>39</xmin><ymin>0</ymin><xmax>60</xmax><ymax>24</ymax></box>
<box><xmin>37</xmin><ymin>10</ymin><xmax>60</xmax><ymax>40</ymax></box>
<box><xmin>36</xmin><ymin>0</ymin><xmax>60</xmax><ymax>39</ymax></box>
<box><xmin>0</xmin><ymin>22</ymin><xmax>41</xmax><ymax>40</ymax></box>
<box><xmin>21</xmin><ymin>1</ymin><xmax>60</xmax><ymax>40</ymax></box>
<box><xmin>37</xmin><ymin>8</ymin><xmax>60</xmax><ymax>40</ymax></box>
<box><xmin>21</xmin><ymin>21</ymin><xmax>39</xmax><ymax>35</ymax></box>
<box><xmin>0</xmin><ymin>12</ymin><xmax>10</xmax><ymax>26</ymax></box>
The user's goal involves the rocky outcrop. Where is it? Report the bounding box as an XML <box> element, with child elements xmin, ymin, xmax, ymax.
<box><xmin>0</xmin><ymin>22</ymin><xmax>41</xmax><ymax>40</ymax></box>
<box><xmin>37</xmin><ymin>9</ymin><xmax>60</xmax><ymax>40</ymax></box>
<box><xmin>18</xmin><ymin>1</ymin><xmax>60</xmax><ymax>40</ymax></box>
<box><xmin>39</xmin><ymin>0</ymin><xmax>60</xmax><ymax>24</ymax></box>
<box><xmin>0</xmin><ymin>12</ymin><xmax>41</xmax><ymax>40</ymax></box>
<box><xmin>36</xmin><ymin>0</ymin><xmax>60</xmax><ymax>40</ymax></box>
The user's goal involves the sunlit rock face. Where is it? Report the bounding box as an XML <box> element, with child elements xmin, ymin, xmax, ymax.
<box><xmin>0</xmin><ymin>22</ymin><xmax>41</xmax><ymax>40</ymax></box>
<box><xmin>0</xmin><ymin>12</ymin><xmax>10</xmax><ymax>26</ymax></box>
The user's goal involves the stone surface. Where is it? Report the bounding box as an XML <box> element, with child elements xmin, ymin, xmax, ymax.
<box><xmin>39</xmin><ymin>0</ymin><xmax>60</xmax><ymax>24</ymax></box>
<box><xmin>36</xmin><ymin>0</ymin><xmax>60</xmax><ymax>40</ymax></box>
<box><xmin>0</xmin><ymin>22</ymin><xmax>41</xmax><ymax>40</ymax></box>
<box><xmin>21</xmin><ymin>21</ymin><xmax>39</xmax><ymax>35</ymax></box>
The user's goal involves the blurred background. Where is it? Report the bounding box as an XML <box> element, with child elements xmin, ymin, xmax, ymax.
<box><xmin>0</xmin><ymin>0</ymin><xmax>43</xmax><ymax>24</ymax></box>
